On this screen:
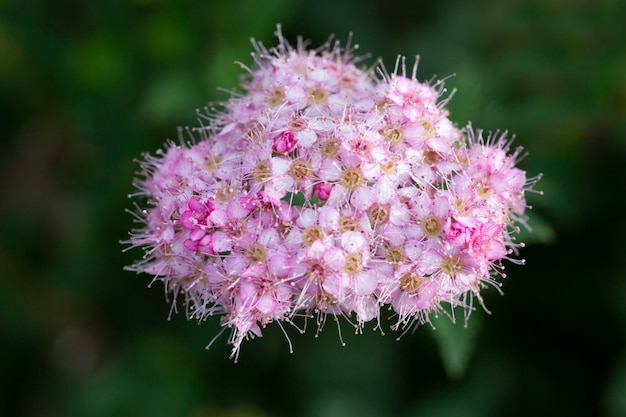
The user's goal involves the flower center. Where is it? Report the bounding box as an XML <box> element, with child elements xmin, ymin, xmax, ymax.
<box><xmin>277</xmin><ymin>221</ymin><xmax>293</xmax><ymax>239</ymax></box>
<box><xmin>341</xmin><ymin>168</ymin><xmax>364</xmax><ymax>190</ymax></box>
<box><xmin>399</xmin><ymin>271</ymin><xmax>425</xmax><ymax>295</ymax></box>
<box><xmin>321</xmin><ymin>139</ymin><xmax>339</xmax><ymax>158</ymax></box>
<box><xmin>475</xmin><ymin>177</ymin><xmax>493</xmax><ymax>198</ymax></box>
<box><xmin>289</xmin><ymin>160</ymin><xmax>312</xmax><ymax>182</ymax></box>
<box><xmin>216</xmin><ymin>185</ymin><xmax>236</xmax><ymax>201</ymax></box>
<box><xmin>309</xmin><ymin>86</ymin><xmax>328</xmax><ymax>104</ymax></box>
<box><xmin>343</xmin><ymin>253</ymin><xmax>363</xmax><ymax>275</ymax></box>
<box><xmin>289</xmin><ymin>114</ymin><xmax>307</xmax><ymax>131</ymax></box>
<box><xmin>308</xmin><ymin>261</ymin><xmax>327</xmax><ymax>282</ymax></box>
<box><xmin>421</xmin><ymin>214</ymin><xmax>442</xmax><ymax>237</ymax></box>
<box><xmin>258</xmin><ymin>274</ymin><xmax>277</xmax><ymax>296</ymax></box>
<box><xmin>352</xmin><ymin>138</ymin><xmax>370</xmax><ymax>156</ymax></box>
<box><xmin>245</xmin><ymin>243</ymin><xmax>267</xmax><ymax>263</ymax></box>
<box><xmin>441</xmin><ymin>254</ymin><xmax>462</xmax><ymax>278</ymax></box>
<box><xmin>381</xmin><ymin>125</ymin><xmax>402</xmax><ymax>145</ymax></box>
<box><xmin>302</xmin><ymin>226</ymin><xmax>323</xmax><ymax>247</ymax></box>
<box><xmin>226</xmin><ymin>219</ymin><xmax>245</xmax><ymax>238</ymax></box>
<box><xmin>266</xmin><ymin>88</ymin><xmax>285</xmax><ymax>107</ymax></box>
<box><xmin>204</xmin><ymin>154</ymin><xmax>222</xmax><ymax>172</ymax></box>
<box><xmin>423</xmin><ymin>150</ymin><xmax>441</xmax><ymax>165</ymax></box>
<box><xmin>339</xmin><ymin>215</ymin><xmax>359</xmax><ymax>232</ymax></box>
<box><xmin>385</xmin><ymin>246</ymin><xmax>406</xmax><ymax>264</ymax></box>
<box><xmin>420</xmin><ymin>117</ymin><xmax>436</xmax><ymax>137</ymax></box>
<box><xmin>252</xmin><ymin>161</ymin><xmax>272</xmax><ymax>182</ymax></box>
<box><xmin>316</xmin><ymin>293</ymin><xmax>337</xmax><ymax>310</ymax></box>
<box><xmin>380</xmin><ymin>154</ymin><xmax>401</xmax><ymax>175</ymax></box>
<box><xmin>367</xmin><ymin>203</ymin><xmax>390</xmax><ymax>226</ymax></box>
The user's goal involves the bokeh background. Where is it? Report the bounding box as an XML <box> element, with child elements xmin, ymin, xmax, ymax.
<box><xmin>1</xmin><ymin>0</ymin><xmax>625</xmax><ymax>416</ymax></box>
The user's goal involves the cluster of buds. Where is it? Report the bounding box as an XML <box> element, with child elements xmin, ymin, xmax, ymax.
<box><xmin>125</xmin><ymin>27</ymin><xmax>540</xmax><ymax>360</ymax></box>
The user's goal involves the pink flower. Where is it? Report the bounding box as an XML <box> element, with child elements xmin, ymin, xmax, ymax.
<box><xmin>125</xmin><ymin>26</ymin><xmax>541</xmax><ymax>360</ymax></box>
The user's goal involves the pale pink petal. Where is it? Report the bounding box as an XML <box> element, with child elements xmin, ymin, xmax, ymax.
<box><xmin>326</xmin><ymin>185</ymin><xmax>349</xmax><ymax>206</ymax></box>
<box><xmin>322</xmin><ymin>273</ymin><xmax>349</xmax><ymax>301</ymax></box>
<box><xmin>211</xmin><ymin>231</ymin><xmax>232</xmax><ymax>253</ymax></box>
<box><xmin>318</xmin><ymin>206</ymin><xmax>339</xmax><ymax>230</ymax></box>
<box><xmin>238</xmin><ymin>280</ymin><xmax>258</xmax><ymax>303</ymax></box>
<box><xmin>389</xmin><ymin>204</ymin><xmax>411</xmax><ymax>226</ymax></box>
<box><xmin>432</xmin><ymin>195</ymin><xmax>451</xmax><ymax>218</ymax></box>
<box><xmin>319</xmin><ymin>159</ymin><xmax>342</xmax><ymax>181</ymax></box>
<box><xmin>325</xmin><ymin>248</ymin><xmax>346</xmax><ymax>271</ymax></box>
<box><xmin>296</xmin><ymin>208</ymin><xmax>317</xmax><ymax>228</ymax></box>
<box><xmin>223</xmin><ymin>254</ymin><xmax>248</xmax><ymax>276</ymax></box>
<box><xmin>271</xmin><ymin>157</ymin><xmax>291</xmax><ymax>175</ymax></box>
<box><xmin>295</xmin><ymin>130</ymin><xmax>317</xmax><ymax>147</ymax></box>
<box><xmin>268</xmin><ymin>254</ymin><xmax>289</xmax><ymax>277</ymax></box>
<box><xmin>415</xmin><ymin>280</ymin><xmax>437</xmax><ymax>309</ymax></box>
<box><xmin>379</xmin><ymin>224</ymin><xmax>406</xmax><ymax>246</ymax></box>
<box><xmin>258</xmin><ymin>228</ymin><xmax>280</xmax><ymax>247</ymax></box>
<box><xmin>356</xmin><ymin>295</ymin><xmax>378</xmax><ymax>322</ymax></box>
<box><xmin>419</xmin><ymin>247</ymin><xmax>443</xmax><ymax>274</ymax></box>
<box><xmin>306</xmin><ymin>240</ymin><xmax>326</xmax><ymax>259</ymax></box>
<box><xmin>209</xmin><ymin>208</ymin><xmax>228</xmax><ymax>226</ymax></box>
<box><xmin>285</xmin><ymin>85</ymin><xmax>307</xmax><ymax>105</ymax></box>
<box><xmin>374</xmin><ymin>177</ymin><xmax>395</xmax><ymax>204</ymax></box>
<box><xmin>227</xmin><ymin>199</ymin><xmax>251</xmax><ymax>219</ymax></box>
<box><xmin>403</xmin><ymin>123</ymin><xmax>425</xmax><ymax>146</ymax></box>
<box><xmin>241</xmin><ymin>263</ymin><xmax>265</xmax><ymax>279</ymax></box>
<box><xmin>354</xmin><ymin>270</ymin><xmax>378</xmax><ymax>295</ymax></box>
<box><xmin>161</xmin><ymin>225</ymin><xmax>175</xmax><ymax>242</ymax></box>
<box><xmin>256</xmin><ymin>295</ymin><xmax>278</xmax><ymax>315</ymax></box>
<box><xmin>265</xmin><ymin>176</ymin><xmax>293</xmax><ymax>201</ymax></box>
<box><xmin>350</xmin><ymin>186</ymin><xmax>374</xmax><ymax>210</ymax></box>
<box><xmin>341</xmin><ymin>231</ymin><xmax>366</xmax><ymax>253</ymax></box>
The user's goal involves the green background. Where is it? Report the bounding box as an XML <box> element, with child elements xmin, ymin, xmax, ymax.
<box><xmin>1</xmin><ymin>0</ymin><xmax>625</xmax><ymax>416</ymax></box>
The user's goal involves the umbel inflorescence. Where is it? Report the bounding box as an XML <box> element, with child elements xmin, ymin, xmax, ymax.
<box><xmin>125</xmin><ymin>27</ymin><xmax>540</xmax><ymax>360</ymax></box>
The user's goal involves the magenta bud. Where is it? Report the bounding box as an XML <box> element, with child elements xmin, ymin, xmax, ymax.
<box><xmin>272</xmin><ymin>130</ymin><xmax>297</xmax><ymax>154</ymax></box>
<box><xmin>315</xmin><ymin>183</ymin><xmax>333</xmax><ymax>200</ymax></box>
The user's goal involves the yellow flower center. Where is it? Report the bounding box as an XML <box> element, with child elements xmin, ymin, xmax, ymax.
<box><xmin>399</xmin><ymin>271</ymin><xmax>425</xmax><ymax>295</ymax></box>
<box><xmin>266</xmin><ymin>88</ymin><xmax>285</xmax><ymax>107</ymax></box>
<box><xmin>343</xmin><ymin>253</ymin><xmax>363</xmax><ymax>275</ymax></box>
<box><xmin>341</xmin><ymin>168</ymin><xmax>364</xmax><ymax>190</ymax></box>
<box><xmin>302</xmin><ymin>226</ymin><xmax>323</xmax><ymax>247</ymax></box>
<box><xmin>339</xmin><ymin>215</ymin><xmax>359</xmax><ymax>232</ymax></box>
<box><xmin>289</xmin><ymin>160</ymin><xmax>312</xmax><ymax>183</ymax></box>
<box><xmin>441</xmin><ymin>255</ymin><xmax>461</xmax><ymax>278</ymax></box>
<box><xmin>385</xmin><ymin>246</ymin><xmax>406</xmax><ymax>264</ymax></box>
<box><xmin>309</xmin><ymin>86</ymin><xmax>328</xmax><ymax>104</ymax></box>
<box><xmin>381</xmin><ymin>125</ymin><xmax>402</xmax><ymax>145</ymax></box>
<box><xmin>421</xmin><ymin>214</ymin><xmax>442</xmax><ymax>237</ymax></box>
<box><xmin>367</xmin><ymin>203</ymin><xmax>390</xmax><ymax>226</ymax></box>
<box><xmin>245</xmin><ymin>244</ymin><xmax>267</xmax><ymax>263</ymax></box>
<box><xmin>252</xmin><ymin>161</ymin><xmax>272</xmax><ymax>182</ymax></box>
<box><xmin>216</xmin><ymin>185</ymin><xmax>236</xmax><ymax>202</ymax></box>
<box><xmin>321</xmin><ymin>139</ymin><xmax>339</xmax><ymax>158</ymax></box>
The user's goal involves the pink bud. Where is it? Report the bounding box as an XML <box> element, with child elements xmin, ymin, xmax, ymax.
<box><xmin>272</xmin><ymin>130</ymin><xmax>297</xmax><ymax>154</ymax></box>
<box><xmin>315</xmin><ymin>183</ymin><xmax>333</xmax><ymax>200</ymax></box>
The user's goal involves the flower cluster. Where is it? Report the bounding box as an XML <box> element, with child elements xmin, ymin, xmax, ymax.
<box><xmin>125</xmin><ymin>27</ymin><xmax>540</xmax><ymax>360</ymax></box>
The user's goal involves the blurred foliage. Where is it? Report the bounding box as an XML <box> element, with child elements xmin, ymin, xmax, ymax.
<box><xmin>1</xmin><ymin>0</ymin><xmax>625</xmax><ymax>416</ymax></box>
